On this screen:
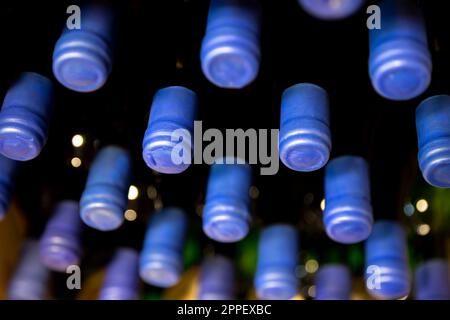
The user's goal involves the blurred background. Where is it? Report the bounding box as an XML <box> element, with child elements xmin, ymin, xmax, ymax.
<box><xmin>0</xmin><ymin>0</ymin><xmax>449</xmax><ymax>300</ymax></box>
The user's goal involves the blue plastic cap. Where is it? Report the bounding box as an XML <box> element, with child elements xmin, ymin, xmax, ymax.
<box><xmin>254</xmin><ymin>224</ymin><xmax>299</xmax><ymax>300</ymax></box>
<box><xmin>415</xmin><ymin>258</ymin><xmax>450</xmax><ymax>300</ymax></box>
<box><xmin>203</xmin><ymin>160</ymin><xmax>252</xmax><ymax>243</ymax></box>
<box><xmin>299</xmin><ymin>0</ymin><xmax>365</xmax><ymax>20</ymax></box>
<box><xmin>366</xmin><ymin>259</ymin><xmax>411</xmax><ymax>300</ymax></box>
<box><xmin>324</xmin><ymin>156</ymin><xmax>373</xmax><ymax>244</ymax></box>
<box><xmin>39</xmin><ymin>200</ymin><xmax>83</xmax><ymax>272</ymax></box>
<box><xmin>139</xmin><ymin>207</ymin><xmax>188</xmax><ymax>288</ymax></box>
<box><xmin>0</xmin><ymin>72</ymin><xmax>54</xmax><ymax>161</ymax></box>
<box><xmin>0</xmin><ymin>155</ymin><xmax>18</xmax><ymax>219</ymax></box>
<box><xmin>369</xmin><ymin>0</ymin><xmax>431</xmax><ymax>101</ymax></box>
<box><xmin>415</xmin><ymin>259</ymin><xmax>450</xmax><ymax>300</ymax></box>
<box><xmin>365</xmin><ymin>220</ymin><xmax>411</xmax><ymax>300</ymax></box>
<box><xmin>315</xmin><ymin>264</ymin><xmax>352</xmax><ymax>300</ymax></box>
<box><xmin>142</xmin><ymin>86</ymin><xmax>198</xmax><ymax>174</ymax></box>
<box><xmin>416</xmin><ymin>95</ymin><xmax>450</xmax><ymax>188</ymax></box>
<box><xmin>8</xmin><ymin>240</ymin><xmax>50</xmax><ymax>300</ymax></box>
<box><xmin>200</xmin><ymin>0</ymin><xmax>261</xmax><ymax>89</ymax></box>
<box><xmin>198</xmin><ymin>255</ymin><xmax>235</xmax><ymax>300</ymax></box>
<box><xmin>80</xmin><ymin>146</ymin><xmax>131</xmax><ymax>231</ymax></box>
<box><xmin>53</xmin><ymin>3</ymin><xmax>114</xmax><ymax>92</ymax></box>
<box><xmin>99</xmin><ymin>247</ymin><xmax>140</xmax><ymax>300</ymax></box>
<box><xmin>279</xmin><ymin>83</ymin><xmax>331</xmax><ymax>172</ymax></box>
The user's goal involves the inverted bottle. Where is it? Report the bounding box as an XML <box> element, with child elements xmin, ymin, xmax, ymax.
<box><xmin>139</xmin><ymin>207</ymin><xmax>188</xmax><ymax>288</ymax></box>
<box><xmin>198</xmin><ymin>255</ymin><xmax>235</xmax><ymax>300</ymax></box>
<box><xmin>80</xmin><ymin>146</ymin><xmax>132</xmax><ymax>231</ymax></box>
<box><xmin>99</xmin><ymin>247</ymin><xmax>140</xmax><ymax>300</ymax></box>
<box><xmin>8</xmin><ymin>240</ymin><xmax>51</xmax><ymax>300</ymax></box>
<box><xmin>279</xmin><ymin>83</ymin><xmax>331</xmax><ymax>172</ymax></box>
<box><xmin>0</xmin><ymin>72</ymin><xmax>54</xmax><ymax>161</ymax></box>
<box><xmin>415</xmin><ymin>259</ymin><xmax>450</xmax><ymax>300</ymax></box>
<box><xmin>365</xmin><ymin>220</ymin><xmax>411</xmax><ymax>300</ymax></box>
<box><xmin>298</xmin><ymin>0</ymin><xmax>365</xmax><ymax>20</ymax></box>
<box><xmin>142</xmin><ymin>86</ymin><xmax>198</xmax><ymax>174</ymax></box>
<box><xmin>324</xmin><ymin>156</ymin><xmax>373</xmax><ymax>244</ymax></box>
<box><xmin>200</xmin><ymin>0</ymin><xmax>262</xmax><ymax>89</ymax></box>
<box><xmin>254</xmin><ymin>224</ymin><xmax>299</xmax><ymax>300</ymax></box>
<box><xmin>315</xmin><ymin>264</ymin><xmax>352</xmax><ymax>300</ymax></box>
<box><xmin>369</xmin><ymin>0</ymin><xmax>432</xmax><ymax>101</ymax></box>
<box><xmin>39</xmin><ymin>200</ymin><xmax>83</xmax><ymax>272</ymax></box>
<box><xmin>53</xmin><ymin>2</ymin><xmax>115</xmax><ymax>92</ymax></box>
<box><xmin>203</xmin><ymin>160</ymin><xmax>252</xmax><ymax>243</ymax></box>
<box><xmin>0</xmin><ymin>155</ymin><xmax>19</xmax><ymax>219</ymax></box>
<box><xmin>416</xmin><ymin>95</ymin><xmax>450</xmax><ymax>188</ymax></box>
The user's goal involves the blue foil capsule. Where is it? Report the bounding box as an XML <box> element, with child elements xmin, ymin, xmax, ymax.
<box><xmin>299</xmin><ymin>0</ymin><xmax>365</xmax><ymax>20</ymax></box>
<box><xmin>279</xmin><ymin>83</ymin><xmax>331</xmax><ymax>172</ymax></box>
<box><xmin>142</xmin><ymin>86</ymin><xmax>198</xmax><ymax>174</ymax></box>
<box><xmin>254</xmin><ymin>224</ymin><xmax>299</xmax><ymax>300</ymax></box>
<box><xmin>0</xmin><ymin>72</ymin><xmax>54</xmax><ymax>161</ymax></box>
<box><xmin>80</xmin><ymin>146</ymin><xmax>131</xmax><ymax>231</ymax></box>
<box><xmin>365</xmin><ymin>220</ymin><xmax>411</xmax><ymax>300</ymax></box>
<box><xmin>324</xmin><ymin>156</ymin><xmax>373</xmax><ymax>244</ymax></box>
<box><xmin>0</xmin><ymin>155</ymin><xmax>18</xmax><ymax>219</ymax></box>
<box><xmin>198</xmin><ymin>255</ymin><xmax>235</xmax><ymax>300</ymax></box>
<box><xmin>99</xmin><ymin>247</ymin><xmax>140</xmax><ymax>300</ymax></box>
<box><xmin>203</xmin><ymin>160</ymin><xmax>252</xmax><ymax>243</ymax></box>
<box><xmin>369</xmin><ymin>0</ymin><xmax>432</xmax><ymax>101</ymax></box>
<box><xmin>200</xmin><ymin>0</ymin><xmax>262</xmax><ymax>89</ymax></box>
<box><xmin>39</xmin><ymin>200</ymin><xmax>83</xmax><ymax>272</ymax></box>
<box><xmin>53</xmin><ymin>2</ymin><xmax>115</xmax><ymax>92</ymax></box>
<box><xmin>139</xmin><ymin>207</ymin><xmax>188</xmax><ymax>288</ymax></box>
<box><xmin>416</xmin><ymin>95</ymin><xmax>450</xmax><ymax>188</ymax></box>
<box><xmin>415</xmin><ymin>259</ymin><xmax>450</xmax><ymax>300</ymax></box>
<box><xmin>315</xmin><ymin>264</ymin><xmax>352</xmax><ymax>300</ymax></box>
<box><xmin>8</xmin><ymin>240</ymin><xmax>51</xmax><ymax>300</ymax></box>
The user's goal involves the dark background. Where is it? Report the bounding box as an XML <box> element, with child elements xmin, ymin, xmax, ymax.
<box><xmin>0</xmin><ymin>0</ymin><xmax>449</xmax><ymax>298</ymax></box>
